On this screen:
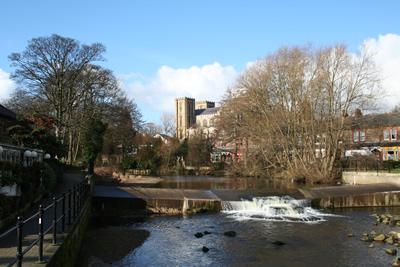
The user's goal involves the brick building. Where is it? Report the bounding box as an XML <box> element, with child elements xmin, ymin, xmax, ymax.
<box><xmin>345</xmin><ymin>112</ymin><xmax>400</xmax><ymax>161</ymax></box>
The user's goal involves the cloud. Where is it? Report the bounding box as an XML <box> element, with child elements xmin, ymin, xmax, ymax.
<box><xmin>362</xmin><ymin>33</ymin><xmax>400</xmax><ymax>110</ymax></box>
<box><xmin>0</xmin><ymin>69</ymin><xmax>15</xmax><ymax>101</ymax></box>
<box><xmin>120</xmin><ymin>62</ymin><xmax>238</xmax><ymax>115</ymax></box>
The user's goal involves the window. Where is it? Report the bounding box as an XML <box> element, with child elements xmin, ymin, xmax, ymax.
<box><xmin>388</xmin><ymin>150</ymin><xmax>395</xmax><ymax>161</ymax></box>
<box><xmin>384</xmin><ymin>129</ymin><xmax>390</xmax><ymax>141</ymax></box>
<box><xmin>353</xmin><ymin>130</ymin><xmax>360</xmax><ymax>143</ymax></box>
<box><xmin>392</xmin><ymin>128</ymin><xmax>397</xmax><ymax>141</ymax></box>
<box><xmin>384</xmin><ymin>128</ymin><xmax>397</xmax><ymax>141</ymax></box>
<box><xmin>360</xmin><ymin>131</ymin><xmax>366</xmax><ymax>142</ymax></box>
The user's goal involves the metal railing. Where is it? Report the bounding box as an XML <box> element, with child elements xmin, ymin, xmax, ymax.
<box><xmin>0</xmin><ymin>178</ymin><xmax>90</xmax><ymax>267</ymax></box>
<box><xmin>341</xmin><ymin>158</ymin><xmax>400</xmax><ymax>173</ymax></box>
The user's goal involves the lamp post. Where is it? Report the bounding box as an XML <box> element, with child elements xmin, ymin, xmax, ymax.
<box><xmin>41</xmin><ymin>153</ymin><xmax>51</xmax><ymax>188</ymax></box>
<box><xmin>24</xmin><ymin>150</ymin><xmax>32</xmax><ymax>167</ymax></box>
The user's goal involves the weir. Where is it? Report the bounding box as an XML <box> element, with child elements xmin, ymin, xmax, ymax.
<box><xmin>222</xmin><ymin>196</ymin><xmax>332</xmax><ymax>223</ymax></box>
<box><xmin>93</xmin><ymin>186</ymin><xmax>221</xmax><ymax>215</ymax></box>
<box><xmin>92</xmin><ymin>183</ymin><xmax>400</xmax><ymax>217</ymax></box>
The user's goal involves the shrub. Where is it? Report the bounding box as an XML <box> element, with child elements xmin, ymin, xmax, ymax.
<box><xmin>42</xmin><ymin>162</ymin><xmax>57</xmax><ymax>192</ymax></box>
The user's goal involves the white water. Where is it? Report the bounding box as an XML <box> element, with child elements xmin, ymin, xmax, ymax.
<box><xmin>222</xmin><ymin>196</ymin><xmax>335</xmax><ymax>223</ymax></box>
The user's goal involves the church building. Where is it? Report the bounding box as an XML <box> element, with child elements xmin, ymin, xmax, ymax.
<box><xmin>175</xmin><ymin>97</ymin><xmax>220</xmax><ymax>139</ymax></box>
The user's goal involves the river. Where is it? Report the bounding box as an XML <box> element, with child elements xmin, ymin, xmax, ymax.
<box><xmin>86</xmin><ymin>176</ymin><xmax>400</xmax><ymax>266</ymax></box>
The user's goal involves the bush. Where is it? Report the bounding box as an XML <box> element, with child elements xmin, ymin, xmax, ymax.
<box><xmin>46</xmin><ymin>159</ymin><xmax>64</xmax><ymax>182</ymax></box>
<box><xmin>42</xmin><ymin>162</ymin><xmax>57</xmax><ymax>192</ymax></box>
<box><xmin>121</xmin><ymin>157</ymin><xmax>138</xmax><ymax>170</ymax></box>
<box><xmin>212</xmin><ymin>162</ymin><xmax>225</xmax><ymax>171</ymax></box>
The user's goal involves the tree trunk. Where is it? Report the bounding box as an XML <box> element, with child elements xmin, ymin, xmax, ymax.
<box><xmin>88</xmin><ymin>159</ymin><xmax>95</xmax><ymax>175</ymax></box>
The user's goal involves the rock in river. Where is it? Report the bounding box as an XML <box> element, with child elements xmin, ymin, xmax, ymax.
<box><xmin>374</xmin><ymin>234</ymin><xmax>386</xmax><ymax>241</ymax></box>
<box><xmin>195</xmin><ymin>232</ymin><xmax>204</xmax><ymax>238</ymax></box>
<box><xmin>386</xmin><ymin>237</ymin><xmax>395</xmax><ymax>245</ymax></box>
<box><xmin>224</xmin><ymin>231</ymin><xmax>237</xmax><ymax>237</ymax></box>
<box><xmin>202</xmin><ymin>246</ymin><xmax>210</xmax><ymax>253</ymax></box>
<box><xmin>385</xmin><ymin>248</ymin><xmax>397</xmax><ymax>256</ymax></box>
<box><xmin>272</xmin><ymin>241</ymin><xmax>286</xmax><ymax>246</ymax></box>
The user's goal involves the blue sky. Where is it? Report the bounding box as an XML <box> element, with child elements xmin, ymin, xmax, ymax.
<box><xmin>1</xmin><ymin>0</ymin><xmax>400</xmax><ymax>122</ymax></box>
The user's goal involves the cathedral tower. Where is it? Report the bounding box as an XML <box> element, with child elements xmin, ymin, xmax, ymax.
<box><xmin>175</xmin><ymin>97</ymin><xmax>195</xmax><ymax>139</ymax></box>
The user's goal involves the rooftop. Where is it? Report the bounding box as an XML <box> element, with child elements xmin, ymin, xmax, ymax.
<box><xmin>348</xmin><ymin>112</ymin><xmax>400</xmax><ymax>128</ymax></box>
<box><xmin>0</xmin><ymin>104</ymin><xmax>16</xmax><ymax>120</ymax></box>
<box><xmin>196</xmin><ymin>107</ymin><xmax>220</xmax><ymax>116</ymax></box>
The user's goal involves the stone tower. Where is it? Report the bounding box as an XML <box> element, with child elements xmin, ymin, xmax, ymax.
<box><xmin>175</xmin><ymin>97</ymin><xmax>195</xmax><ymax>139</ymax></box>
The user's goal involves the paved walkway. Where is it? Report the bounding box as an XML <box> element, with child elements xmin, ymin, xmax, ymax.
<box><xmin>0</xmin><ymin>169</ymin><xmax>85</xmax><ymax>266</ymax></box>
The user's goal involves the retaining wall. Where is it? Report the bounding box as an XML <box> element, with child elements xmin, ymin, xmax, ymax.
<box><xmin>312</xmin><ymin>191</ymin><xmax>400</xmax><ymax>209</ymax></box>
<box><xmin>47</xmin><ymin>198</ymin><xmax>91</xmax><ymax>267</ymax></box>
<box><xmin>343</xmin><ymin>171</ymin><xmax>400</xmax><ymax>185</ymax></box>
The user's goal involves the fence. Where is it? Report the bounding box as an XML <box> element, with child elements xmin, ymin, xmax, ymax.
<box><xmin>0</xmin><ymin>178</ymin><xmax>90</xmax><ymax>267</ymax></box>
<box><xmin>341</xmin><ymin>157</ymin><xmax>400</xmax><ymax>173</ymax></box>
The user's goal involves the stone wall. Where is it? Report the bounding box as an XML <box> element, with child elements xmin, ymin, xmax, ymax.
<box><xmin>312</xmin><ymin>191</ymin><xmax>400</xmax><ymax>209</ymax></box>
<box><xmin>343</xmin><ymin>171</ymin><xmax>400</xmax><ymax>185</ymax></box>
<box><xmin>48</xmin><ymin>198</ymin><xmax>91</xmax><ymax>267</ymax></box>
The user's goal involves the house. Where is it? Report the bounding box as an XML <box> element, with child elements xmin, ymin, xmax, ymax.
<box><xmin>154</xmin><ymin>133</ymin><xmax>174</xmax><ymax>145</ymax></box>
<box><xmin>344</xmin><ymin>112</ymin><xmax>400</xmax><ymax>161</ymax></box>
<box><xmin>0</xmin><ymin>104</ymin><xmax>17</xmax><ymax>143</ymax></box>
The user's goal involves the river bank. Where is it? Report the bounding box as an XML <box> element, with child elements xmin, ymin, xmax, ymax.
<box><xmin>78</xmin><ymin>226</ymin><xmax>150</xmax><ymax>267</ymax></box>
<box><xmin>80</xmin><ymin>207</ymin><xmax>400</xmax><ymax>267</ymax></box>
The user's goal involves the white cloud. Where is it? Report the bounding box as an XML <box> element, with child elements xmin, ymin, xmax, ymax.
<box><xmin>362</xmin><ymin>33</ymin><xmax>400</xmax><ymax>110</ymax></box>
<box><xmin>0</xmin><ymin>69</ymin><xmax>15</xmax><ymax>101</ymax></box>
<box><xmin>120</xmin><ymin>62</ymin><xmax>238</xmax><ymax>114</ymax></box>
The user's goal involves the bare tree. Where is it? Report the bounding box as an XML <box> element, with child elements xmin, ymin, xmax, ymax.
<box><xmin>161</xmin><ymin>112</ymin><xmax>176</xmax><ymax>136</ymax></box>
<box><xmin>218</xmin><ymin>45</ymin><xmax>380</xmax><ymax>182</ymax></box>
<box><xmin>142</xmin><ymin>122</ymin><xmax>162</xmax><ymax>136</ymax></box>
<box><xmin>9</xmin><ymin>34</ymin><xmax>105</xmax><ymax>141</ymax></box>
<box><xmin>7</xmin><ymin>34</ymin><xmax>143</xmax><ymax>167</ymax></box>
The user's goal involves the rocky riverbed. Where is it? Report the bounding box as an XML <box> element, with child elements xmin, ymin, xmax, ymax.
<box><xmin>354</xmin><ymin>213</ymin><xmax>400</xmax><ymax>266</ymax></box>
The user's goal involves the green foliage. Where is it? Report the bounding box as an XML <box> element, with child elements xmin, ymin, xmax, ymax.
<box><xmin>383</xmin><ymin>161</ymin><xmax>400</xmax><ymax>172</ymax></box>
<box><xmin>47</xmin><ymin>159</ymin><xmax>64</xmax><ymax>181</ymax></box>
<box><xmin>121</xmin><ymin>157</ymin><xmax>138</xmax><ymax>170</ymax></box>
<box><xmin>32</xmin><ymin>130</ymin><xmax>67</xmax><ymax>159</ymax></box>
<box><xmin>7</xmin><ymin>118</ymin><xmax>67</xmax><ymax>158</ymax></box>
<box><xmin>186</xmin><ymin>133</ymin><xmax>213</xmax><ymax>167</ymax></box>
<box><xmin>82</xmin><ymin>120</ymin><xmax>107</xmax><ymax>162</ymax></box>
<box><xmin>0</xmin><ymin>161</ymin><xmax>61</xmax><ymax>221</ymax></box>
<box><xmin>175</xmin><ymin>139</ymin><xmax>188</xmax><ymax>158</ymax></box>
<box><xmin>42</xmin><ymin>162</ymin><xmax>57</xmax><ymax>192</ymax></box>
<box><xmin>0</xmin><ymin>162</ymin><xmax>22</xmax><ymax>186</ymax></box>
<box><xmin>212</xmin><ymin>162</ymin><xmax>225</xmax><ymax>171</ymax></box>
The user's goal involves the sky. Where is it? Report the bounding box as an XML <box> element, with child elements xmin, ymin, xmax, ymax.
<box><xmin>0</xmin><ymin>0</ymin><xmax>400</xmax><ymax>123</ymax></box>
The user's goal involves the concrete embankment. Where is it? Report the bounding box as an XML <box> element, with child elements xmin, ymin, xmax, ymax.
<box><xmin>343</xmin><ymin>171</ymin><xmax>400</xmax><ymax>185</ymax></box>
<box><xmin>299</xmin><ymin>183</ymin><xmax>400</xmax><ymax>209</ymax></box>
<box><xmin>93</xmin><ymin>186</ymin><xmax>221</xmax><ymax>215</ymax></box>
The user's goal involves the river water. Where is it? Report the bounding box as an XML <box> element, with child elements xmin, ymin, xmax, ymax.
<box><xmin>97</xmin><ymin>176</ymin><xmax>400</xmax><ymax>266</ymax></box>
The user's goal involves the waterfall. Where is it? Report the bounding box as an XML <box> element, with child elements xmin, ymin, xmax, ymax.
<box><xmin>222</xmin><ymin>196</ymin><xmax>334</xmax><ymax>223</ymax></box>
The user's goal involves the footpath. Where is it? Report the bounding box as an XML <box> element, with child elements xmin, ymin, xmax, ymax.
<box><xmin>0</xmin><ymin>169</ymin><xmax>85</xmax><ymax>266</ymax></box>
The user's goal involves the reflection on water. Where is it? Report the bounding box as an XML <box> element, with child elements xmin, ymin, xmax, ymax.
<box><xmin>115</xmin><ymin>207</ymin><xmax>400</xmax><ymax>267</ymax></box>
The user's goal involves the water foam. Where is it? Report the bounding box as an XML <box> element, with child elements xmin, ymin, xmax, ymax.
<box><xmin>222</xmin><ymin>196</ymin><xmax>335</xmax><ymax>223</ymax></box>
